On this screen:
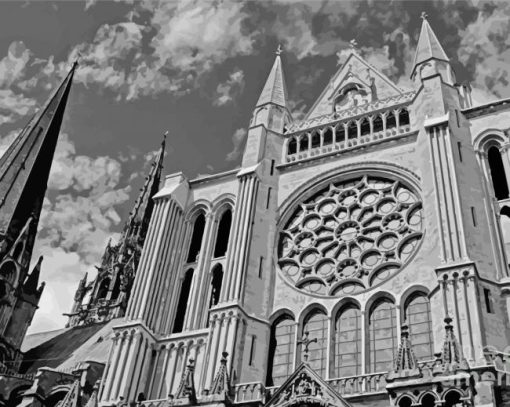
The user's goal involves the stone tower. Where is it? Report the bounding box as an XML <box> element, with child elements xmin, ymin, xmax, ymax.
<box><xmin>0</xmin><ymin>62</ymin><xmax>77</xmax><ymax>371</ymax></box>
<box><xmin>98</xmin><ymin>17</ymin><xmax>510</xmax><ymax>407</ymax></box>
<box><xmin>66</xmin><ymin>136</ymin><xmax>166</xmax><ymax>327</ymax></box>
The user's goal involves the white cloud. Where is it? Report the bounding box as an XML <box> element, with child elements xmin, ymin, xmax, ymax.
<box><xmin>0</xmin><ymin>41</ymin><xmax>31</xmax><ymax>88</ymax></box>
<box><xmin>0</xmin><ymin>89</ymin><xmax>36</xmax><ymax>126</ymax></box>
<box><xmin>226</xmin><ymin>128</ymin><xmax>247</xmax><ymax>162</ymax></box>
<box><xmin>213</xmin><ymin>69</ymin><xmax>245</xmax><ymax>106</ymax></box>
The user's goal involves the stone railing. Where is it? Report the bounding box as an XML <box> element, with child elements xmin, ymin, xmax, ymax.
<box><xmin>283</xmin><ymin>104</ymin><xmax>413</xmax><ymax>164</ymax></box>
<box><xmin>234</xmin><ymin>382</ymin><xmax>266</xmax><ymax>403</ymax></box>
<box><xmin>329</xmin><ymin>371</ymin><xmax>387</xmax><ymax>396</ymax></box>
<box><xmin>0</xmin><ymin>364</ymin><xmax>34</xmax><ymax>381</ymax></box>
<box><xmin>484</xmin><ymin>348</ymin><xmax>510</xmax><ymax>372</ymax></box>
<box><xmin>285</xmin><ymin>91</ymin><xmax>416</xmax><ymax>134</ymax></box>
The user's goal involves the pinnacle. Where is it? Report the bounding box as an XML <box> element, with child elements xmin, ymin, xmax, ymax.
<box><xmin>412</xmin><ymin>14</ymin><xmax>449</xmax><ymax>70</ymax></box>
<box><xmin>255</xmin><ymin>50</ymin><xmax>289</xmax><ymax>109</ymax></box>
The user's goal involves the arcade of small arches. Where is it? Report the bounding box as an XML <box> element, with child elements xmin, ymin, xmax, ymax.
<box><xmin>284</xmin><ymin>107</ymin><xmax>411</xmax><ymax>162</ymax></box>
<box><xmin>172</xmin><ymin>201</ymin><xmax>233</xmax><ymax>334</ymax></box>
<box><xmin>266</xmin><ymin>289</ymin><xmax>434</xmax><ymax>387</ymax></box>
<box><xmin>395</xmin><ymin>388</ymin><xmax>468</xmax><ymax>407</ymax></box>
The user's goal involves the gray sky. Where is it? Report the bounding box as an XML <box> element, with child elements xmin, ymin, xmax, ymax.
<box><xmin>0</xmin><ymin>0</ymin><xmax>507</xmax><ymax>333</ymax></box>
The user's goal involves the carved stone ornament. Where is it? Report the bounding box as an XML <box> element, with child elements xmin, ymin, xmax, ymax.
<box><xmin>266</xmin><ymin>364</ymin><xmax>352</xmax><ymax>407</ymax></box>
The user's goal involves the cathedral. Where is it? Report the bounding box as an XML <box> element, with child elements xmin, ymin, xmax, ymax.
<box><xmin>1</xmin><ymin>14</ymin><xmax>510</xmax><ymax>407</ymax></box>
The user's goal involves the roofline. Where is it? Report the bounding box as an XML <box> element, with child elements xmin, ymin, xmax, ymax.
<box><xmin>462</xmin><ymin>97</ymin><xmax>510</xmax><ymax>119</ymax></box>
<box><xmin>188</xmin><ymin>168</ymin><xmax>239</xmax><ymax>186</ymax></box>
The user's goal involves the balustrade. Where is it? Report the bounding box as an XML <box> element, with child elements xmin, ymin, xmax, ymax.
<box><xmin>284</xmin><ymin>105</ymin><xmax>412</xmax><ymax>164</ymax></box>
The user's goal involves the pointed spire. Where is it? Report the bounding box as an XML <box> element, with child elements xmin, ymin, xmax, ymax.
<box><xmin>412</xmin><ymin>13</ymin><xmax>449</xmax><ymax>72</ymax></box>
<box><xmin>0</xmin><ymin>61</ymin><xmax>77</xmax><ymax>255</ymax></box>
<box><xmin>211</xmin><ymin>351</ymin><xmax>232</xmax><ymax>397</ymax></box>
<box><xmin>123</xmin><ymin>132</ymin><xmax>166</xmax><ymax>241</ymax></box>
<box><xmin>256</xmin><ymin>46</ymin><xmax>289</xmax><ymax>109</ymax></box>
<box><xmin>58</xmin><ymin>379</ymin><xmax>80</xmax><ymax>407</ymax></box>
<box><xmin>441</xmin><ymin>316</ymin><xmax>465</xmax><ymax>369</ymax></box>
<box><xmin>23</xmin><ymin>256</ymin><xmax>43</xmax><ymax>294</ymax></box>
<box><xmin>394</xmin><ymin>324</ymin><xmax>419</xmax><ymax>372</ymax></box>
<box><xmin>175</xmin><ymin>357</ymin><xmax>197</xmax><ymax>403</ymax></box>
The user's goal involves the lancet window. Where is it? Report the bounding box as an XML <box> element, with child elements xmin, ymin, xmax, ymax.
<box><xmin>404</xmin><ymin>292</ymin><xmax>434</xmax><ymax>360</ymax></box>
<box><xmin>213</xmin><ymin>209</ymin><xmax>232</xmax><ymax>258</ymax></box>
<box><xmin>487</xmin><ymin>145</ymin><xmax>509</xmax><ymax>200</ymax></box>
<box><xmin>368</xmin><ymin>298</ymin><xmax>397</xmax><ymax>373</ymax></box>
<box><xmin>173</xmin><ymin>268</ymin><xmax>194</xmax><ymax>333</ymax></box>
<box><xmin>267</xmin><ymin>314</ymin><xmax>296</xmax><ymax>386</ymax></box>
<box><xmin>209</xmin><ymin>264</ymin><xmax>223</xmax><ymax>308</ymax></box>
<box><xmin>186</xmin><ymin>213</ymin><xmax>206</xmax><ymax>263</ymax></box>
<box><xmin>333</xmin><ymin>304</ymin><xmax>362</xmax><ymax>378</ymax></box>
<box><xmin>301</xmin><ymin>309</ymin><xmax>328</xmax><ymax>377</ymax></box>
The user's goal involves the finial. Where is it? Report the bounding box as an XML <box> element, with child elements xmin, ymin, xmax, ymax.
<box><xmin>421</xmin><ymin>11</ymin><xmax>428</xmax><ymax>20</ymax></box>
<box><xmin>349</xmin><ymin>39</ymin><xmax>358</xmax><ymax>51</ymax></box>
<box><xmin>276</xmin><ymin>44</ymin><xmax>283</xmax><ymax>56</ymax></box>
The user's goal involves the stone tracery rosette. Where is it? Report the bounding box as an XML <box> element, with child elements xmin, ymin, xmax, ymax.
<box><xmin>277</xmin><ymin>175</ymin><xmax>424</xmax><ymax>296</ymax></box>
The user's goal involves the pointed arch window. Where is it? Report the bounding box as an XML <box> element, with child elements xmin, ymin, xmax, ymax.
<box><xmin>301</xmin><ymin>309</ymin><xmax>328</xmax><ymax>377</ymax></box>
<box><xmin>404</xmin><ymin>293</ymin><xmax>434</xmax><ymax>361</ymax></box>
<box><xmin>333</xmin><ymin>304</ymin><xmax>361</xmax><ymax>378</ymax></box>
<box><xmin>186</xmin><ymin>213</ymin><xmax>206</xmax><ymax>263</ymax></box>
<box><xmin>368</xmin><ymin>298</ymin><xmax>397</xmax><ymax>373</ymax></box>
<box><xmin>487</xmin><ymin>145</ymin><xmax>509</xmax><ymax>200</ymax></box>
<box><xmin>266</xmin><ymin>314</ymin><xmax>295</xmax><ymax>386</ymax></box>
<box><xmin>173</xmin><ymin>268</ymin><xmax>194</xmax><ymax>333</ymax></box>
<box><xmin>97</xmin><ymin>277</ymin><xmax>110</xmax><ymax>299</ymax></box>
<box><xmin>209</xmin><ymin>264</ymin><xmax>223</xmax><ymax>308</ymax></box>
<box><xmin>213</xmin><ymin>209</ymin><xmax>232</xmax><ymax>258</ymax></box>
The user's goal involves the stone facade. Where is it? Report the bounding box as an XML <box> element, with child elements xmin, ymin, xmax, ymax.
<box><xmin>95</xmin><ymin>16</ymin><xmax>510</xmax><ymax>407</ymax></box>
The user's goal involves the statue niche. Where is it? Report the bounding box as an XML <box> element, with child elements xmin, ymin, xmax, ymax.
<box><xmin>333</xmin><ymin>83</ymin><xmax>369</xmax><ymax>112</ymax></box>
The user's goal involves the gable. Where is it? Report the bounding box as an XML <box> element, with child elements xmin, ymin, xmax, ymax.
<box><xmin>305</xmin><ymin>51</ymin><xmax>403</xmax><ymax>120</ymax></box>
<box><xmin>265</xmin><ymin>363</ymin><xmax>353</xmax><ymax>407</ymax></box>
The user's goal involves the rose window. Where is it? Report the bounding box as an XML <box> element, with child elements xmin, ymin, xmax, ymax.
<box><xmin>277</xmin><ymin>175</ymin><xmax>423</xmax><ymax>296</ymax></box>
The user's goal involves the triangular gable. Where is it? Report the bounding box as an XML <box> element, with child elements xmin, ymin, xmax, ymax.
<box><xmin>305</xmin><ymin>51</ymin><xmax>403</xmax><ymax>120</ymax></box>
<box><xmin>265</xmin><ymin>363</ymin><xmax>353</xmax><ymax>407</ymax></box>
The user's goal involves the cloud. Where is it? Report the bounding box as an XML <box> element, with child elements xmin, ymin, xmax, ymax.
<box><xmin>0</xmin><ymin>89</ymin><xmax>36</xmax><ymax>126</ymax></box>
<box><xmin>0</xmin><ymin>41</ymin><xmax>32</xmax><ymax>88</ymax></box>
<box><xmin>458</xmin><ymin>4</ymin><xmax>510</xmax><ymax>98</ymax></box>
<box><xmin>213</xmin><ymin>69</ymin><xmax>245</xmax><ymax>106</ymax></box>
<box><xmin>226</xmin><ymin>128</ymin><xmax>247</xmax><ymax>162</ymax></box>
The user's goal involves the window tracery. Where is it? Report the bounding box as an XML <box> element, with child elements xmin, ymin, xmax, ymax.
<box><xmin>278</xmin><ymin>175</ymin><xmax>423</xmax><ymax>296</ymax></box>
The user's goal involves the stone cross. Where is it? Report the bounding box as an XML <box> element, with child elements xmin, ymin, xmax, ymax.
<box><xmin>421</xmin><ymin>11</ymin><xmax>428</xmax><ymax>20</ymax></box>
<box><xmin>349</xmin><ymin>39</ymin><xmax>358</xmax><ymax>50</ymax></box>
<box><xmin>276</xmin><ymin>44</ymin><xmax>283</xmax><ymax>56</ymax></box>
<box><xmin>298</xmin><ymin>331</ymin><xmax>317</xmax><ymax>362</ymax></box>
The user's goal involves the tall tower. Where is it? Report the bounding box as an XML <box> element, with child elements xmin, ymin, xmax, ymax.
<box><xmin>66</xmin><ymin>136</ymin><xmax>166</xmax><ymax>327</ymax></box>
<box><xmin>0</xmin><ymin>62</ymin><xmax>77</xmax><ymax>370</ymax></box>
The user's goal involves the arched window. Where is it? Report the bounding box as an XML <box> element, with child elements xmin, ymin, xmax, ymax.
<box><xmin>97</xmin><ymin>277</ymin><xmax>110</xmax><ymax>299</ymax></box>
<box><xmin>368</xmin><ymin>298</ymin><xmax>397</xmax><ymax>373</ymax></box>
<box><xmin>487</xmin><ymin>146</ymin><xmax>509</xmax><ymax>200</ymax></box>
<box><xmin>186</xmin><ymin>213</ymin><xmax>206</xmax><ymax>263</ymax></box>
<box><xmin>323</xmin><ymin>127</ymin><xmax>333</xmax><ymax>145</ymax></box>
<box><xmin>267</xmin><ymin>314</ymin><xmax>296</xmax><ymax>386</ymax></box>
<box><xmin>444</xmin><ymin>390</ymin><xmax>462</xmax><ymax>407</ymax></box>
<box><xmin>299</xmin><ymin>135</ymin><xmax>309</xmax><ymax>152</ymax></box>
<box><xmin>173</xmin><ymin>268</ymin><xmax>194</xmax><ymax>333</ymax></box>
<box><xmin>333</xmin><ymin>304</ymin><xmax>361</xmax><ymax>378</ymax></box>
<box><xmin>421</xmin><ymin>393</ymin><xmax>437</xmax><ymax>407</ymax></box>
<box><xmin>399</xmin><ymin>108</ymin><xmax>410</xmax><ymax>127</ymax></box>
<box><xmin>386</xmin><ymin>111</ymin><xmax>397</xmax><ymax>130</ymax></box>
<box><xmin>213</xmin><ymin>210</ymin><xmax>232</xmax><ymax>258</ymax></box>
<box><xmin>302</xmin><ymin>309</ymin><xmax>328</xmax><ymax>377</ymax></box>
<box><xmin>398</xmin><ymin>396</ymin><xmax>413</xmax><ymax>407</ymax></box>
<box><xmin>13</xmin><ymin>242</ymin><xmax>23</xmax><ymax>262</ymax></box>
<box><xmin>209</xmin><ymin>264</ymin><xmax>223</xmax><ymax>308</ymax></box>
<box><xmin>404</xmin><ymin>293</ymin><xmax>434</xmax><ymax>360</ymax></box>
<box><xmin>0</xmin><ymin>261</ymin><xmax>16</xmax><ymax>285</ymax></box>
<box><xmin>311</xmin><ymin>131</ymin><xmax>321</xmax><ymax>149</ymax></box>
<box><xmin>288</xmin><ymin>138</ymin><xmax>297</xmax><ymax>155</ymax></box>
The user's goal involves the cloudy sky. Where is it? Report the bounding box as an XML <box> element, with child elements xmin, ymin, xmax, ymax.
<box><xmin>0</xmin><ymin>0</ymin><xmax>508</xmax><ymax>334</ymax></box>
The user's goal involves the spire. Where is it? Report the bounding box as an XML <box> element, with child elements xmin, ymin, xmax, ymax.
<box><xmin>394</xmin><ymin>324</ymin><xmax>419</xmax><ymax>372</ymax></box>
<box><xmin>123</xmin><ymin>132</ymin><xmax>166</xmax><ymax>241</ymax></box>
<box><xmin>441</xmin><ymin>316</ymin><xmax>465</xmax><ymax>369</ymax></box>
<box><xmin>23</xmin><ymin>256</ymin><xmax>43</xmax><ymax>294</ymax></box>
<box><xmin>175</xmin><ymin>357</ymin><xmax>197</xmax><ymax>403</ymax></box>
<box><xmin>0</xmin><ymin>61</ymin><xmax>77</xmax><ymax>256</ymax></box>
<box><xmin>210</xmin><ymin>351</ymin><xmax>232</xmax><ymax>397</ymax></box>
<box><xmin>412</xmin><ymin>13</ymin><xmax>449</xmax><ymax>73</ymax></box>
<box><xmin>256</xmin><ymin>46</ymin><xmax>289</xmax><ymax>109</ymax></box>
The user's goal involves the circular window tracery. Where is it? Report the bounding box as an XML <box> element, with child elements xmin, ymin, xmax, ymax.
<box><xmin>278</xmin><ymin>175</ymin><xmax>424</xmax><ymax>296</ymax></box>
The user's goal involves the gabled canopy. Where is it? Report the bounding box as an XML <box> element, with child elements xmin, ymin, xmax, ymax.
<box><xmin>305</xmin><ymin>50</ymin><xmax>403</xmax><ymax>120</ymax></box>
<box><xmin>265</xmin><ymin>363</ymin><xmax>353</xmax><ymax>407</ymax></box>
